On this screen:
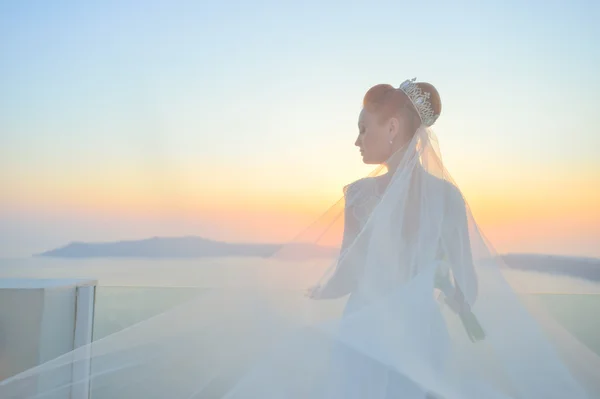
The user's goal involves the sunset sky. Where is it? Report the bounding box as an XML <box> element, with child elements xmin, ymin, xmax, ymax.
<box><xmin>1</xmin><ymin>0</ymin><xmax>599</xmax><ymax>258</ymax></box>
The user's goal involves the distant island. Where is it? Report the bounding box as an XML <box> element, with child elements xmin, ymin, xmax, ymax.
<box><xmin>36</xmin><ymin>237</ymin><xmax>600</xmax><ymax>280</ymax></box>
<box><xmin>500</xmin><ymin>253</ymin><xmax>600</xmax><ymax>282</ymax></box>
<box><xmin>36</xmin><ymin>236</ymin><xmax>339</xmax><ymax>261</ymax></box>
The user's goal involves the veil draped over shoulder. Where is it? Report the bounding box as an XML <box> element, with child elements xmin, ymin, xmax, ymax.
<box><xmin>1</xmin><ymin>92</ymin><xmax>599</xmax><ymax>399</ymax></box>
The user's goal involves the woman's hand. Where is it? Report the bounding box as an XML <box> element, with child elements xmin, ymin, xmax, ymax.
<box><xmin>444</xmin><ymin>295</ymin><xmax>470</xmax><ymax>315</ymax></box>
<box><xmin>305</xmin><ymin>284</ymin><xmax>322</xmax><ymax>299</ymax></box>
<box><xmin>443</xmin><ymin>284</ymin><xmax>470</xmax><ymax>314</ymax></box>
<box><xmin>443</xmin><ymin>295</ymin><xmax>463</xmax><ymax>314</ymax></box>
<box><xmin>444</xmin><ymin>290</ymin><xmax>485</xmax><ymax>342</ymax></box>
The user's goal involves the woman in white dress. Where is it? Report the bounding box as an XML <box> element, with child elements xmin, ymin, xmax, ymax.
<box><xmin>303</xmin><ymin>79</ymin><xmax>594</xmax><ymax>398</ymax></box>
<box><xmin>307</xmin><ymin>79</ymin><xmax>481</xmax><ymax>398</ymax></box>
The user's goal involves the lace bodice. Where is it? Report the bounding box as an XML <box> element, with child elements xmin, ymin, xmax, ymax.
<box><xmin>343</xmin><ymin>177</ymin><xmax>382</xmax><ymax>228</ymax></box>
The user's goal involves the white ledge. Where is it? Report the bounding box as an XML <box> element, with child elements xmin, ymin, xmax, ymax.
<box><xmin>0</xmin><ymin>278</ymin><xmax>97</xmax><ymax>289</ymax></box>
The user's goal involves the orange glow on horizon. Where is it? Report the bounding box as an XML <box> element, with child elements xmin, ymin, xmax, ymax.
<box><xmin>2</xmin><ymin>164</ymin><xmax>598</xmax><ymax>256</ymax></box>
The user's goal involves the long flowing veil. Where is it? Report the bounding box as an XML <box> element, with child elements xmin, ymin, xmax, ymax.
<box><xmin>1</xmin><ymin>125</ymin><xmax>599</xmax><ymax>398</ymax></box>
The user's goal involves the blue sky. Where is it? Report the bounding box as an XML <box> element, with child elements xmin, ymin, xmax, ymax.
<box><xmin>1</xmin><ymin>0</ymin><xmax>599</xmax><ymax>257</ymax></box>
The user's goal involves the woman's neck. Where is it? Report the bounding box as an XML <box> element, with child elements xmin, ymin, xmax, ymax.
<box><xmin>373</xmin><ymin>142</ymin><xmax>411</xmax><ymax>193</ymax></box>
<box><xmin>384</xmin><ymin>140</ymin><xmax>410</xmax><ymax>175</ymax></box>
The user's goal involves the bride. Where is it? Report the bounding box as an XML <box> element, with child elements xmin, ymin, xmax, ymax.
<box><xmin>306</xmin><ymin>79</ymin><xmax>481</xmax><ymax>398</ymax></box>
<box><xmin>231</xmin><ymin>78</ymin><xmax>596</xmax><ymax>399</ymax></box>
<box><xmin>299</xmin><ymin>79</ymin><xmax>596</xmax><ymax>399</ymax></box>
<box><xmin>0</xmin><ymin>79</ymin><xmax>598</xmax><ymax>399</ymax></box>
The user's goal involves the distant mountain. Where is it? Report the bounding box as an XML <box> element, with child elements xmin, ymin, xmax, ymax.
<box><xmin>36</xmin><ymin>236</ymin><xmax>339</xmax><ymax>261</ymax></box>
<box><xmin>36</xmin><ymin>239</ymin><xmax>600</xmax><ymax>279</ymax></box>
<box><xmin>499</xmin><ymin>253</ymin><xmax>600</xmax><ymax>282</ymax></box>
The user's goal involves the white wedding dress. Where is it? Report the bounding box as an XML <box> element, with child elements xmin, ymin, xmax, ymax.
<box><xmin>319</xmin><ymin>173</ymin><xmax>457</xmax><ymax>399</ymax></box>
<box><xmin>1</xmin><ymin>127</ymin><xmax>599</xmax><ymax>399</ymax></box>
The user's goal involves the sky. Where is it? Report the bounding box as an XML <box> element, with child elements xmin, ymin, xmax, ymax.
<box><xmin>1</xmin><ymin>0</ymin><xmax>599</xmax><ymax>258</ymax></box>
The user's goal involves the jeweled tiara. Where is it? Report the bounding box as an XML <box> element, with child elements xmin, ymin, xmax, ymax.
<box><xmin>398</xmin><ymin>78</ymin><xmax>439</xmax><ymax>127</ymax></box>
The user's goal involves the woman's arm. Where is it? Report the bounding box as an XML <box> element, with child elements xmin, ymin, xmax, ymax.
<box><xmin>308</xmin><ymin>182</ymin><xmax>364</xmax><ymax>299</ymax></box>
<box><xmin>443</xmin><ymin>187</ymin><xmax>478</xmax><ymax>306</ymax></box>
<box><xmin>309</xmin><ymin>202</ymin><xmax>360</xmax><ymax>299</ymax></box>
<box><xmin>439</xmin><ymin>186</ymin><xmax>485</xmax><ymax>342</ymax></box>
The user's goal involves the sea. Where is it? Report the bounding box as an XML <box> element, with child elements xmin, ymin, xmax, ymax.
<box><xmin>1</xmin><ymin>256</ymin><xmax>599</xmax><ymax>354</ymax></box>
<box><xmin>0</xmin><ymin>257</ymin><xmax>600</xmax><ymax>354</ymax></box>
<box><xmin>1</xmin><ymin>256</ymin><xmax>600</xmax><ymax>398</ymax></box>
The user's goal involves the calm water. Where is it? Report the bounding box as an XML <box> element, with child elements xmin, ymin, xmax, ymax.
<box><xmin>1</xmin><ymin>256</ymin><xmax>600</xmax><ymax>355</ymax></box>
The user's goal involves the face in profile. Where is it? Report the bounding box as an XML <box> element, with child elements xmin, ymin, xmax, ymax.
<box><xmin>358</xmin><ymin>82</ymin><xmax>440</xmax><ymax>166</ymax></box>
<box><xmin>355</xmin><ymin>108</ymin><xmax>395</xmax><ymax>165</ymax></box>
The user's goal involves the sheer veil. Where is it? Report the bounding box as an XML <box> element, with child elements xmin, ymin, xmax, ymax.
<box><xmin>1</xmin><ymin>102</ymin><xmax>599</xmax><ymax>398</ymax></box>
